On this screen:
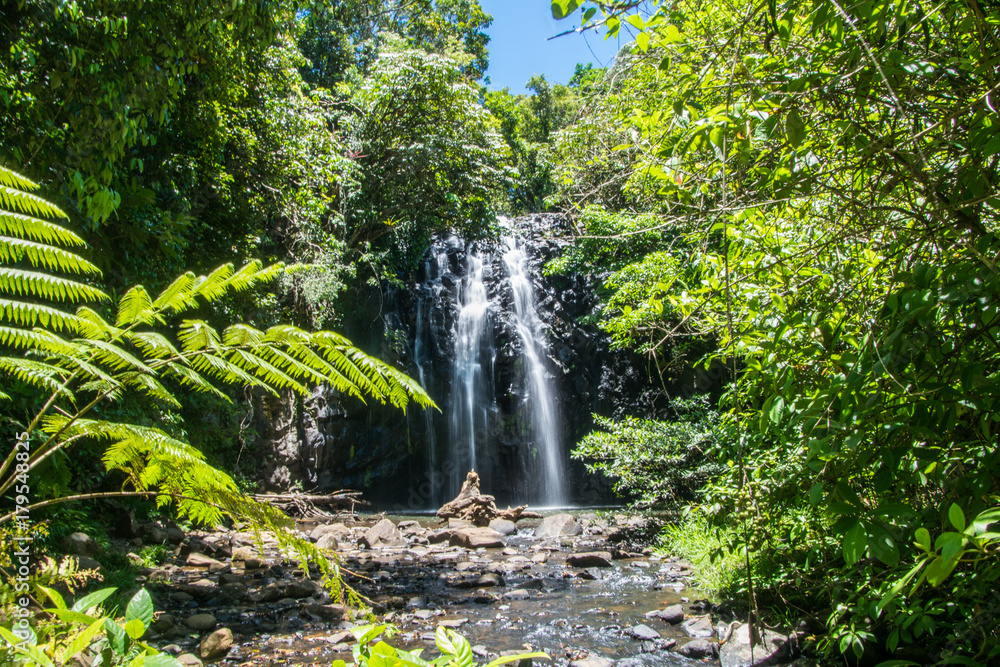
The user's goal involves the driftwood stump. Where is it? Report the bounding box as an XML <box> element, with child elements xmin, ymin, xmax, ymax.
<box><xmin>435</xmin><ymin>471</ymin><xmax>531</xmax><ymax>527</ymax></box>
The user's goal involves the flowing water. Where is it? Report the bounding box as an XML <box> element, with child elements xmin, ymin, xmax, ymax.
<box><xmin>502</xmin><ymin>236</ymin><xmax>565</xmax><ymax>507</ymax></box>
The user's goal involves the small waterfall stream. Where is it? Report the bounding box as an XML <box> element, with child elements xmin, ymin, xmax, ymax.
<box><xmin>449</xmin><ymin>249</ymin><xmax>495</xmax><ymax>494</ymax></box>
<box><xmin>502</xmin><ymin>236</ymin><xmax>566</xmax><ymax>506</ymax></box>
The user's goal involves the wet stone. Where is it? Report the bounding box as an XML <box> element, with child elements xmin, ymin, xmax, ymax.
<box><xmin>566</xmin><ymin>552</ymin><xmax>613</xmax><ymax>568</ymax></box>
<box><xmin>627</xmin><ymin>624</ymin><xmax>661</xmax><ymax>641</ymax></box>
<box><xmin>681</xmin><ymin>615</ymin><xmax>715</xmax><ymax>638</ymax></box>
<box><xmin>645</xmin><ymin>604</ymin><xmax>684</xmax><ymax>625</ymax></box>
<box><xmin>677</xmin><ymin>638</ymin><xmax>715</xmax><ymax>659</ymax></box>
<box><xmin>184</xmin><ymin>613</ymin><xmax>217</xmax><ymax>631</ymax></box>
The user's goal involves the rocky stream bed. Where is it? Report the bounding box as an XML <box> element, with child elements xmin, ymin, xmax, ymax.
<box><xmin>76</xmin><ymin>512</ymin><xmax>817</xmax><ymax>667</ymax></box>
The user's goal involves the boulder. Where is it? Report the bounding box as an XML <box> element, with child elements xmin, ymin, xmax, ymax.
<box><xmin>645</xmin><ymin>604</ymin><xmax>684</xmax><ymax>625</ymax></box>
<box><xmin>301</xmin><ymin>603</ymin><xmax>345</xmax><ymax>620</ymax></box>
<box><xmin>681</xmin><ymin>615</ymin><xmax>715</xmax><ymax>638</ymax></box>
<box><xmin>198</xmin><ymin>628</ymin><xmax>233</xmax><ymax>662</ymax></box>
<box><xmin>627</xmin><ymin>624</ymin><xmax>661</xmax><ymax>641</ymax></box>
<box><xmin>677</xmin><ymin>639</ymin><xmax>715</xmax><ymax>659</ymax></box>
<box><xmin>566</xmin><ymin>552</ymin><xmax>613</xmax><ymax>568</ymax></box>
<box><xmin>360</xmin><ymin>518</ymin><xmax>403</xmax><ymax>548</ymax></box>
<box><xmin>719</xmin><ymin>623</ymin><xmax>791</xmax><ymax>667</ymax></box>
<box><xmin>61</xmin><ymin>532</ymin><xmax>101</xmax><ymax>557</ymax></box>
<box><xmin>449</xmin><ymin>527</ymin><xmax>505</xmax><ymax>549</ymax></box>
<box><xmin>184</xmin><ymin>613</ymin><xmax>217</xmax><ymax>632</ymax></box>
<box><xmin>310</xmin><ymin>523</ymin><xmax>349</xmax><ymax>542</ymax></box>
<box><xmin>489</xmin><ymin>519</ymin><xmax>517</xmax><ymax>536</ymax></box>
<box><xmin>534</xmin><ymin>513</ymin><xmax>581</xmax><ymax>538</ymax></box>
<box><xmin>186</xmin><ymin>553</ymin><xmax>222</xmax><ymax>568</ymax></box>
<box><xmin>316</xmin><ymin>533</ymin><xmax>341</xmax><ymax>550</ymax></box>
<box><xmin>284</xmin><ymin>578</ymin><xmax>323</xmax><ymax>598</ymax></box>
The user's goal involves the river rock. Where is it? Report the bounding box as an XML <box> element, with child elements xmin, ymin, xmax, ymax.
<box><xmin>62</xmin><ymin>532</ymin><xmax>101</xmax><ymax>557</ymax></box>
<box><xmin>220</xmin><ymin>582</ymin><xmax>247</xmax><ymax>600</ymax></box>
<box><xmin>284</xmin><ymin>578</ymin><xmax>322</xmax><ymax>598</ymax></box>
<box><xmin>301</xmin><ymin>603</ymin><xmax>345</xmax><ymax>620</ymax></box>
<box><xmin>186</xmin><ymin>552</ymin><xmax>222</xmax><ymax>568</ymax></box>
<box><xmin>645</xmin><ymin>604</ymin><xmax>684</xmax><ymax>625</ymax></box>
<box><xmin>475</xmin><ymin>573</ymin><xmax>504</xmax><ymax>587</ymax></box>
<box><xmin>578</xmin><ymin>567</ymin><xmax>603</xmax><ymax>580</ymax></box>
<box><xmin>450</xmin><ymin>527</ymin><xmax>505</xmax><ymax>549</ymax></box>
<box><xmin>681</xmin><ymin>615</ymin><xmax>715</xmax><ymax>638</ymax></box>
<box><xmin>569</xmin><ymin>658</ymin><xmax>615</xmax><ymax>667</ymax></box>
<box><xmin>310</xmin><ymin>523</ymin><xmax>349</xmax><ymax>541</ymax></box>
<box><xmin>566</xmin><ymin>552</ymin><xmax>613</xmax><ymax>568</ymax></box>
<box><xmin>677</xmin><ymin>639</ymin><xmax>715</xmax><ymax>659</ymax></box>
<box><xmin>534</xmin><ymin>513</ymin><xmax>580</xmax><ymax>538</ymax></box>
<box><xmin>199</xmin><ymin>628</ymin><xmax>233</xmax><ymax>662</ymax></box>
<box><xmin>184</xmin><ymin>613</ymin><xmax>217</xmax><ymax>631</ymax></box>
<box><xmin>490</xmin><ymin>519</ymin><xmax>517</xmax><ymax>535</ymax></box>
<box><xmin>177</xmin><ymin>654</ymin><xmax>203</xmax><ymax>667</ymax></box>
<box><xmin>627</xmin><ymin>624</ymin><xmax>661</xmax><ymax>641</ymax></box>
<box><xmin>361</xmin><ymin>518</ymin><xmax>403</xmax><ymax>548</ymax></box>
<box><xmin>719</xmin><ymin>623</ymin><xmax>791</xmax><ymax>667</ymax></box>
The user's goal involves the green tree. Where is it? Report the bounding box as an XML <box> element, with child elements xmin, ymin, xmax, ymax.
<box><xmin>553</xmin><ymin>0</ymin><xmax>1000</xmax><ymax>659</ymax></box>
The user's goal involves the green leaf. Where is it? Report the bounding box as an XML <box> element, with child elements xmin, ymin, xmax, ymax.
<box><xmin>551</xmin><ymin>0</ymin><xmax>581</xmax><ymax>20</ymax></box>
<box><xmin>868</xmin><ymin>525</ymin><xmax>900</xmax><ymax>566</ymax></box>
<box><xmin>38</xmin><ymin>585</ymin><xmax>66</xmax><ymax>610</ymax></box>
<box><xmin>948</xmin><ymin>503</ymin><xmax>966</xmax><ymax>531</ymax></box>
<box><xmin>485</xmin><ymin>653</ymin><xmax>551</xmax><ymax>667</ymax></box>
<box><xmin>925</xmin><ymin>555</ymin><xmax>959</xmax><ymax>587</ymax></box>
<box><xmin>104</xmin><ymin>617</ymin><xmax>128</xmax><ymax>655</ymax></box>
<box><xmin>123</xmin><ymin>619</ymin><xmax>146</xmax><ymax>640</ymax></box>
<box><xmin>125</xmin><ymin>589</ymin><xmax>154</xmax><ymax>627</ymax></box>
<box><xmin>60</xmin><ymin>619</ymin><xmax>104</xmax><ymax>662</ymax></box>
<box><xmin>786</xmin><ymin>108</ymin><xmax>805</xmax><ymax>147</ymax></box>
<box><xmin>914</xmin><ymin>527</ymin><xmax>932</xmax><ymax>552</ymax></box>
<box><xmin>72</xmin><ymin>587</ymin><xmax>117</xmax><ymax>613</ymax></box>
<box><xmin>843</xmin><ymin>520</ymin><xmax>866</xmax><ymax>565</ymax></box>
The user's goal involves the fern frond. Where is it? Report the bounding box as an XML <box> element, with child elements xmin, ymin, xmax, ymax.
<box><xmin>0</xmin><ymin>298</ymin><xmax>84</xmax><ymax>331</ymax></box>
<box><xmin>321</xmin><ymin>344</ymin><xmax>390</xmax><ymax>402</ymax></box>
<box><xmin>116</xmin><ymin>285</ymin><xmax>157</xmax><ymax>326</ymax></box>
<box><xmin>222</xmin><ymin>324</ymin><xmax>265</xmax><ymax>346</ymax></box>
<box><xmin>0</xmin><ymin>235</ymin><xmax>101</xmax><ymax>275</ymax></box>
<box><xmin>78</xmin><ymin>339</ymin><xmax>154</xmax><ymax>374</ymax></box>
<box><xmin>163</xmin><ymin>362</ymin><xmax>231</xmax><ymax>401</ymax></box>
<box><xmin>122</xmin><ymin>373</ymin><xmax>181</xmax><ymax>408</ymax></box>
<box><xmin>222</xmin><ymin>260</ymin><xmax>278</xmax><ymax>293</ymax></box>
<box><xmin>48</xmin><ymin>351</ymin><xmax>121</xmax><ymax>387</ymax></box>
<box><xmin>127</xmin><ymin>331</ymin><xmax>181</xmax><ymax>359</ymax></box>
<box><xmin>0</xmin><ymin>267</ymin><xmax>107</xmax><ymax>303</ymax></box>
<box><xmin>0</xmin><ymin>184</ymin><xmax>68</xmax><ymax>220</ymax></box>
<box><xmin>178</xmin><ymin>320</ymin><xmax>221</xmax><ymax>352</ymax></box>
<box><xmin>257</xmin><ymin>344</ymin><xmax>330</xmax><ymax>386</ymax></box>
<box><xmin>0</xmin><ymin>165</ymin><xmax>42</xmax><ymax>192</ymax></box>
<box><xmin>151</xmin><ymin>271</ymin><xmax>196</xmax><ymax>312</ymax></box>
<box><xmin>0</xmin><ymin>327</ymin><xmax>78</xmax><ymax>356</ymax></box>
<box><xmin>0</xmin><ymin>210</ymin><xmax>86</xmax><ymax>247</ymax></box>
<box><xmin>191</xmin><ymin>264</ymin><xmax>234</xmax><ymax>301</ymax></box>
<box><xmin>0</xmin><ymin>357</ymin><xmax>71</xmax><ymax>397</ymax></box>
<box><xmin>226</xmin><ymin>349</ymin><xmax>308</xmax><ymax>394</ymax></box>
<box><xmin>188</xmin><ymin>352</ymin><xmax>274</xmax><ymax>394</ymax></box>
<box><xmin>75</xmin><ymin>307</ymin><xmax>122</xmax><ymax>341</ymax></box>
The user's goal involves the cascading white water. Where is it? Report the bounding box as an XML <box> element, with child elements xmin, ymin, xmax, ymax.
<box><xmin>449</xmin><ymin>249</ymin><xmax>494</xmax><ymax>488</ymax></box>
<box><xmin>502</xmin><ymin>236</ymin><xmax>566</xmax><ymax>506</ymax></box>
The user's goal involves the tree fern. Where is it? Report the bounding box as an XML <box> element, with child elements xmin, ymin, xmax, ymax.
<box><xmin>0</xmin><ymin>165</ymin><xmax>436</xmax><ymax>605</ymax></box>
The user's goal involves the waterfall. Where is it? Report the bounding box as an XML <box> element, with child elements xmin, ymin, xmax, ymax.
<box><xmin>502</xmin><ymin>236</ymin><xmax>566</xmax><ymax>507</ymax></box>
<box><xmin>449</xmin><ymin>248</ymin><xmax>495</xmax><ymax>494</ymax></box>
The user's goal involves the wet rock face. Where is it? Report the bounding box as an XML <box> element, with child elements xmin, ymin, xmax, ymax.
<box><xmin>257</xmin><ymin>214</ymin><xmax>672</xmax><ymax>507</ymax></box>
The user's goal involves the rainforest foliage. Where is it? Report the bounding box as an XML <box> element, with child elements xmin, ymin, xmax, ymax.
<box><xmin>548</xmin><ymin>0</ymin><xmax>1000</xmax><ymax>662</ymax></box>
<box><xmin>3</xmin><ymin>0</ymin><xmax>1000</xmax><ymax>662</ymax></box>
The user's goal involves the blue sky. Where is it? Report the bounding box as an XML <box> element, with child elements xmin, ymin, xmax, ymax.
<box><xmin>480</xmin><ymin>0</ymin><xmax>622</xmax><ymax>94</ymax></box>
